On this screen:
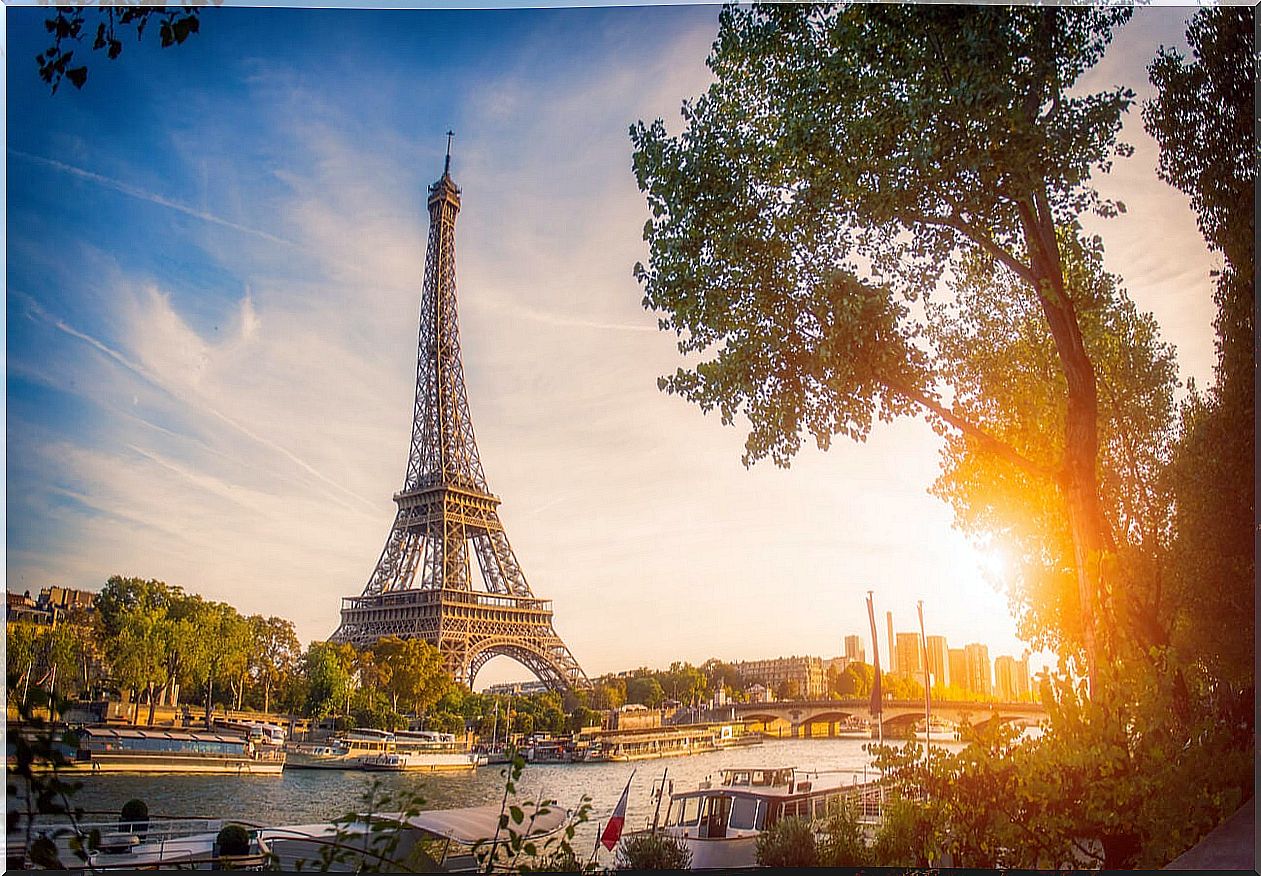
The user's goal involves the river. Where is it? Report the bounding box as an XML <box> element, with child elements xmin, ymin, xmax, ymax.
<box><xmin>65</xmin><ymin>737</ymin><xmax>963</xmax><ymax>860</ymax></box>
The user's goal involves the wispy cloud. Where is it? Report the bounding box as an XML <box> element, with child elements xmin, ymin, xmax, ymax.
<box><xmin>13</xmin><ymin>289</ymin><xmax>377</xmax><ymax>514</ymax></box>
<box><xmin>9</xmin><ymin>149</ymin><xmax>300</xmax><ymax>249</ymax></box>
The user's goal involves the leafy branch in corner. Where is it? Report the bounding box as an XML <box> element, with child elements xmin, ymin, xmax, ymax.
<box><xmin>6</xmin><ymin>688</ymin><xmax>100</xmax><ymax>869</ymax></box>
<box><xmin>37</xmin><ymin>4</ymin><xmax>216</xmax><ymax>94</ymax></box>
<box><xmin>474</xmin><ymin>747</ymin><xmax>594</xmax><ymax>873</ymax></box>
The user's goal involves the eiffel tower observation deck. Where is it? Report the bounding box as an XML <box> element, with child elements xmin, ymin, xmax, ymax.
<box><xmin>331</xmin><ymin>141</ymin><xmax>589</xmax><ymax>691</ymax></box>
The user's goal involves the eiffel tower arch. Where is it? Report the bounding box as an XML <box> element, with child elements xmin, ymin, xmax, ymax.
<box><xmin>331</xmin><ymin>146</ymin><xmax>589</xmax><ymax>692</ymax></box>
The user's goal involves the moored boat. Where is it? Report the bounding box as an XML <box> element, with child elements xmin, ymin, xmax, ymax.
<box><xmin>631</xmin><ymin>766</ymin><xmax>884</xmax><ymax>869</ymax></box>
<box><xmin>833</xmin><ymin>717</ymin><xmax>873</xmax><ymax>739</ymax></box>
<box><xmin>15</xmin><ymin>802</ymin><xmax>577</xmax><ymax>871</ymax></box>
<box><xmin>912</xmin><ymin>716</ymin><xmax>961</xmax><ymax>741</ymax></box>
<box><xmin>69</xmin><ymin>726</ymin><xmax>284</xmax><ymax>774</ymax></box>
<box><xmin>284</xmin><ymin>728</ymin><xmax>393</xmax><ymax>770</ymax></box>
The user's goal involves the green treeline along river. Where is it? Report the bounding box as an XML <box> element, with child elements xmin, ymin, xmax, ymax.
<box><xmin>69</xmin><ymin>738</ymin><xmax>957</xmax><ymax>854</ymax></box>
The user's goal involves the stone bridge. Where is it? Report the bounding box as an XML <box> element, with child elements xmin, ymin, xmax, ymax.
<box><xmin>691</xmin><ymin>699</ymin><xmax>1046</xmax><ymax>739</ymax></box>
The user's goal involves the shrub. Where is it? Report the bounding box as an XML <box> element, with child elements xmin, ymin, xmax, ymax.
<box><xmin>616</xmin><ymin>833</ymin><xmax>693</xmax><ymax>869</ymax></box>
<box><xmin>215</xmin><ymin>823</ymin><xmax>251</xmax><ymax>857</ymax></box>
<box><xmin>871</xmin><ymin>797</ymin><xmax>940</xmax><ymax>867</ymax></box>
<box><xmin>755</xmin><ymin>817</ymin><xmax>817</xmax><ymax>867</ymax></box>
<box><xmin>119</xmin><ymin>798</ymin><xmax>148</xmax><ymax>831</ymax></box>
<box><xmin>819</xmin><ymin>801</ymin><xmax>871</xmax><ymax>867</ymax></box>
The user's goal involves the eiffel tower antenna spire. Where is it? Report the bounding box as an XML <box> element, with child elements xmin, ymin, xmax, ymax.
<box><xmin>332</xmin><ymin>156</ymin><xmax>589</xmax><ymax>692</ymax></box>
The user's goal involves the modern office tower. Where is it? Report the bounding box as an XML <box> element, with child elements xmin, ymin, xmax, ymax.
<box><xmin>994</xmin><ymin>655</ymin><xmax>1031</xmax><ymax>701</ymax></box>
<box><xmin>964</xmin><ymin>643</ymin><xmax>993</xmax><ymax>696</ymax></box>
<box><xmin>886</xmin><ymin>611</ymin><xmax>895</xmax><ymax>674</ymax></box>
<box><xmin>844</xmin><ymin>634</ymin><xmax>865</xmax><ymax>664</ymax></box>
<box><xmin>948</xmin><ymin>648</ymin><xmax>968</xmax><ymax>693</ymax></box>
<box><xmin>924</xmin><ymin>635</ymin><xmax>951</xmax><ymax>689</ymax></box>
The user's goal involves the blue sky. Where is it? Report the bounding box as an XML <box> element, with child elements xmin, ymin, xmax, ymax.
<box><xmin>6</xmin><ymin>5</ymin><xmax>1217</xmax><ymax>686</ymax></box>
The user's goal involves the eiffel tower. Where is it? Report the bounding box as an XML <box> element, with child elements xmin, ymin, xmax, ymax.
<box><xmin>331</xmin><ymin>142</ymin><xmax>589</xmax><ymax>691</ymax></box>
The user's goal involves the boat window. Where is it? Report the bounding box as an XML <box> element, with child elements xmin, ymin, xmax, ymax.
<box><xmin>753</xmin><ymin>800</ymin><xmax>766</xmax><ymax>830</ymax></box>
<box><xmin>729</xmin><ymin>797</ymin><xmax>758</xmax><ymax>831</ymax></box>
<box><xmin>674</xmin><ymin>796</ymin><xmax>702</xmax><ymax>826</ymax></box>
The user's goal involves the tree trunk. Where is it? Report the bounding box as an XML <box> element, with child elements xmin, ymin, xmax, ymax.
<box><xmin>205</xmin><ymin>675</ymin><xmax>215</xmax><ymax>727</ymax></box>
<box><xmin>147</xmin><ymin>682</ymin><xmax>157</xmax><ymax>726</ymax></box>
<box><xmin>1018</xmin><ymin>197</ymin><xmax>1116</xmax><ymax>696</ymax></box>
<box><xmin>263</xmin><ymin>680</ymin><xmax>271</xmax><ymax>716</ymax></box>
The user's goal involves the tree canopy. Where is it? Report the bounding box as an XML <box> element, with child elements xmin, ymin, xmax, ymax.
<box><xmin>1144</xmin><ymin>6</ymin><xmax>1255</xmax><ymax>688</ymax></box>
<box><xmin>630</xmin><ymin>3</ymin><xmax>1146</xmax><ymax>688</ymax></box>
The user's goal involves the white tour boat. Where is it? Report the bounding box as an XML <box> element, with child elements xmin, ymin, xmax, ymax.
<box><xmin>641</xmin><ymin>766</ymin><xmax>884</xmax><ymax>869</ymax></box>
<box><xmin>361</xmin><ymin>730</ymin><xmax>480</xmax><ymax>772</ymax></box>
<box><xmin>912</xmin><ymin>716</ymin><xmax>961</xmax><ymax>741</ymax></box>
<box><xmin>284</xmin><ymin>728</ymin><xmax>394</xmax><ymax>770</ymax></box>
<box><xmin>15</xmin><ymin>802</ymin><xmax>575</xmax><ymax>871</ymax></box>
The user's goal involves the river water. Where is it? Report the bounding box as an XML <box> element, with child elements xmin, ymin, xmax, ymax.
<box><xmin>67</xmin><ymin>737</ymin><xmax>956</xmax><ymax>857</ymax></box>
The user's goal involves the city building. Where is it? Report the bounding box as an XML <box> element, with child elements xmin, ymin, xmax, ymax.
<box><xmin>39</xmin><ymin>586</ymin><xmax>95</xmax><ymax>613</ymax></box>
<box><xmin>608</xmin><ymin>704</ymin><xmax>662</xmax><ymax>731</ymax></box>
<box><xmin>948</xmin><ymin>648</ymin><xmax>967</xmax><ymax>693</ymax></box>
<box><xmin>6</xmin><ymin>591</ymin><xmax>45</xmax><ymax>624</ymax></box>
<box><xmin>894</xmin><ymin>633</ymin><xmax>922</xmax><ymax>677</ymax></box>
<box><xmin>823</xmin><ymin>656</ymin><xmax>851</xmax><ymax>680</ymax></box>
<box><xmin>885</xmin><ymin>612</ymin><xmax>895</xmax><ymax>675</ymax></box>
<box><xmin>843</xmin><ymin>634</ymin><xmax>865</xmax><ymax>664</ymax></box>
<box><xmin>994</xmin><ymin>655</ymin><xmax>1031</xmax><ymax>701</ymax></box>
<box><xmin>746</xmin><ymin>683</ymin><xmax>771</xmax><ymax>703</ymax></box>
<box><xmin>924</xmin><ymin>635</ymin><xmax>951</xmax><ymax>689</ymax></box>
<box><xmin>964</xmin><ymin>643</ymin><xmax>993</xmax><ymax>696</ymax></box>
<box><xmin>732</xmin><ymin>655</ymin><xmax>826</xmax><ymax>699</ymax></box>
<box><xmin>7</xmin><ymin>586</ymin><xmax>96</xmax><ymax>625</ymax></box>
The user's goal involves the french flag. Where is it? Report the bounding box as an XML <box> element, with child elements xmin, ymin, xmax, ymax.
<box><xmin>599</xmin><ymin>771</ymin><xmax>635</xmax><ymax>851</ymax></box>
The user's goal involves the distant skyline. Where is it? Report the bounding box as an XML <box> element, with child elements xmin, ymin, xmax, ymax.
<box><xmin>7</xmin><ymin>6</ymin><xmax>1217</xmax><ymax>688</ymax></box>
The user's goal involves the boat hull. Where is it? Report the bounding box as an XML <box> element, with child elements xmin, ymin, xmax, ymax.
<box><xmin>677</xmin><ymin>834</ymin><xmax>760</xmax><ymax>869</ymax></box>
<box><xmin>75</xmin><ymin>754</ymin><xmax>284</xmax><ymax>774</ymax></box>
<box><xmin>283</xmin><ymin>753</ymin><xmax>367</xmax><ymax>770</ymax></box>
<box><xmin>361</xmin><ymin>754</ymin><xmax>479</xmax><ymax>772</ymax></box>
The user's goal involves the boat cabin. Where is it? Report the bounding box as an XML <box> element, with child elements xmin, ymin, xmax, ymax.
<box><xmin>78</xmin><ymin>728</ymin><xmax>251</xmax><ymax>758</ymax></box>
<box><xmin>663</xmin><ymin>767</ymin><xmax>859</xmax><ymax>840</ymax></box>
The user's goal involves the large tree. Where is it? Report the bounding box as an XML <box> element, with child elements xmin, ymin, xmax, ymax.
<box><xmin>369</xmin><ymin>636</ymin><xmax>450</xmax><ymax>717</ymax></box>
<box><xmin>927</xmin><ymin>234</ymin><xmax>1179</xmax><ymax>656</ymax></box>
<box><xmin>1144</xmin><ymin>6</ymin><xmax>1255</xmax><ymax>689</ymax></box>
<box><xmin>631</xmin><ymin>3</ymin><xmax>1141</xmax><ymax>690</ymax></box>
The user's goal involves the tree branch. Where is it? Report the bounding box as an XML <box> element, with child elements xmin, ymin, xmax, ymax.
<box><xmin>904</xmin><ymin>210</ymin><xmax>1040</xmax><ymax>288</ymax></box>
<box><xmin>882</xmin><ymin>374</ymin><xmax>1063</xmax><ymax>486</ymax></box>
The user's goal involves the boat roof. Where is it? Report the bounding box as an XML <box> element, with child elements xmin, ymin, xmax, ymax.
<box><xmin>80</xmin><ymin>728</ymin><xmax>245</xmax><ymax>743</ymax></box>
<box><xmin>405</xmin><ymin>804</ymin><xmax>567</xmax><ymax>844</ymax></box>
<box><xmin>259</xmin><ymin>804</ymin><xmax>568</xmax><ymax>847</ymax></box>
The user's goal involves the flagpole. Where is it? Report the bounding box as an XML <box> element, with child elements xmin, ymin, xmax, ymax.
<box><xmin>865</xmin><ymin>590</ymin><xmax>884</xmax><ymax>751</ymax></box>
<box><xmin>917</xmin><ymin>599</ymin><xmax>931</xmax><ymax>769</ymax></box>
<box><xmin>587</xmin><ymin>820</ymin><xmax>603</xmax><ymax>869</ymax></box>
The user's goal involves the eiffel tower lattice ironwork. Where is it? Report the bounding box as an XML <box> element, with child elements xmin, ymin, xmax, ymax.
<box><xmin>331</xmin><ymin>150</ymin><xmax>589</xmax><ymax>691</ymax></box>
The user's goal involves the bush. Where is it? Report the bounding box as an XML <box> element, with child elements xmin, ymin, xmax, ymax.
<box><xmin>615</xmin><ymin>833</ymin><xmax>692</xmax><ymax>869</ymax></box>
<box><xmin>215</xmin><ymin>824</ymin><xmax>251</xmax><ymax>857</ymax></box>
<box><xmin>119</xmin><ymin>798</ymin><xmax>149</xmax><ymax>837</ymax></box>
<box><xmin>820</xmin><ymin>802</ymin><xmax>871</xmax><ymax>867</ymax></box>
<box><xmin>871</xmin><ymin>797</ymin><xmax>939</xmax><ymax>867</ymax></box>
<box><xmin>524</xmin><ymin>845</ymin><xmax>588</xmax><ymax>872</ymax></box>
<box><xmin>755</xmin><ymin>817</ymin><xmax>817</xmax><ymax>867</ymax></box>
